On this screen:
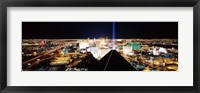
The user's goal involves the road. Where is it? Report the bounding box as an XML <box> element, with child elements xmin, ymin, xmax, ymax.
<box><xmin>22</xmin><ymin>44</ymin><xmax>67</xmax><ymax>65</ymax></box>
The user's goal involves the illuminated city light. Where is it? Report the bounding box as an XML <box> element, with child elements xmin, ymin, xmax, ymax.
<box><xmin>22</xmin><ymin>22</ymin><xmax>178</xmax><ymax>71</ymax></box>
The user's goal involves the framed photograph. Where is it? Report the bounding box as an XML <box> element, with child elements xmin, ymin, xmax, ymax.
<box><xmin>0</xmin><ymin>0</ymin><xmax>199</xmax><ymax>93</ymax></box>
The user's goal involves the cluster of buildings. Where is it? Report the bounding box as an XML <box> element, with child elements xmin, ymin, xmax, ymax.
<box><xmin>22</xmin><ymin>38</ymin><xmax>178</xmax><ymax>71</ymax></box>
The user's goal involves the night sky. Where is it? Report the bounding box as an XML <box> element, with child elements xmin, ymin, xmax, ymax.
<box><xmin>22</xmin><ymin>22</ymin><xmax>178</xmax><ymax>39</ymax></box>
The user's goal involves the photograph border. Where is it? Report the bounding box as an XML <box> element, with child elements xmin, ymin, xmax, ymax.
<box><xmin>0</xmin><ymin>0</ymin><xmax>199</xmax><ymax>93</ymax></box>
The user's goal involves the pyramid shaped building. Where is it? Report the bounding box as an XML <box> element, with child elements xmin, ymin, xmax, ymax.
<box><xmin>98</xmin><ymin>50</ymin><xmax>137</xmax><ymax>71</ymax></box>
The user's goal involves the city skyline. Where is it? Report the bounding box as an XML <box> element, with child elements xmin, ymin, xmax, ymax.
<box><xmin>22</xmin><ymin>22</ymin><xmax>178</xmax><ymax>71</ymax></box>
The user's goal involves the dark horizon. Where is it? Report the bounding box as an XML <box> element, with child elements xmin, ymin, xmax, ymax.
<box><xmin>22</xmin><ymin>22</ymin><xmax>178</xmax><ymax>39</ymax></box>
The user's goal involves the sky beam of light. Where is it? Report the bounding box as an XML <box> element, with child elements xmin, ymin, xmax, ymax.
<box><xmin>112</xmin><ymin>22</ymin><xmax>115</xmax><ymax>49</ymax></box>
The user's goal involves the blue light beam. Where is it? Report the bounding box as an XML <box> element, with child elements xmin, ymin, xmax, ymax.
<box><xmin>112</xmin><ymin>22</ymin><xmax>115</xmax><ymax>40</ymax></box>
<box><xmin>112</xmin><ymin>22</ymin><xmax>115</xmax><ymax>49</ymax></box>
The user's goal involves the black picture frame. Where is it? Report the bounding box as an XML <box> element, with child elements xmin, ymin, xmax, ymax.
<box><xmin>0</xmin><ymin>0</ymin><xmax>199</xmax><ymax>93</ymax></box>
